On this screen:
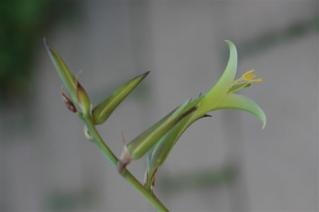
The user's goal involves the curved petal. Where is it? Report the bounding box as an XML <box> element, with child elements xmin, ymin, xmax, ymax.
<box><xmin>214</xmin><ymin>94</ymin><xmax>266</xmax><ymax>128</ymax></box>
<box><xmin>205</xmin><ymin>40</ymin><xmax>238</xmax><ymax>98</ymax></box>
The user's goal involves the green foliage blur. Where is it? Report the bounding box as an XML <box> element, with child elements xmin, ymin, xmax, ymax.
<box><xmin>0</xmin><ymin>0</ymin><xmax>79</xmax><ymax>104</ymax></box>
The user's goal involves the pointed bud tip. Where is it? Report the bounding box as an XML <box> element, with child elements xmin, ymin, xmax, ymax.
<box><xmin>43</xmin><ymin>38</ymin><xmax>59</xmax><ymax>64</ymax></box>
<box><xmin>141</xmin><ymin>70</ymin><xmax>150</xmax><ymax>79</ymax></box>
<box><xmin>134</xmin><ymin>71</ymin><xmax>150</xmax><ymax>81</ymax></box>
<box><xmin>42</xmin><ymin>37</ymin><xmax>48</xmax><ymax>47</ymax></box>
<box><xmin>43</xmin><ymin>37</ymin><xmax>52</xmax><ymax>53</ymax></box>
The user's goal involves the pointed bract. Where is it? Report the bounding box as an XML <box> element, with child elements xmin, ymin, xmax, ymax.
<box><xmin>123</xmin><ymin>102</ymin><xmax>197</xmax><ymax>161</ymax></box>
<box><xmin>145</xmin><ymin>105</ymin><xmax>210</xmax><ymax>190</ymax></box>
<box><xmin>44</xmin><ymin>39</ymin><xmax>77</xmax><ymax>103</ymax></box>
<box><xmin>92</xmin><ymin>71</ymin><xmax>150</xmax><ymax>125</ymax></box>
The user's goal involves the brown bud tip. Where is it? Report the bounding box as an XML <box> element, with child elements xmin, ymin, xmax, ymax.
<box><xmin>117</xmin><ymin>146</ymin><xmax>132</xmax><ymax>174</ymax></box>
<box><xmin>142</xmin><ymin>70</ymin><xmax>150</xmax><ymax>79</ymax></box>
<box><xmin>61</xmin><ymin>91</ymin><xmax>77</xmax><ymax>113</ymax></box>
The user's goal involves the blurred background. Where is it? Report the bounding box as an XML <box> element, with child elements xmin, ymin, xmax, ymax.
<box><xmin>0</xmin><ymin>0</ymin><xmax>318</xmax><ymax>212</ymax></box>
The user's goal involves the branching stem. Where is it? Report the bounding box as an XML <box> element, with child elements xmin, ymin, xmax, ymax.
<box><xmin>82</xmin><ymin>116</ymin><xmax>168</xmax><ymax>212</ymax></box>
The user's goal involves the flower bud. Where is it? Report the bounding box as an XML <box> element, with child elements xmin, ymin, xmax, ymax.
<box><xmin>44</xmin><ymin>39</ymin><xmax>77</xmax><ymax>103</ymax></box>
<box><xmin>119</xmin><ymin>103</ymin><xmax>197</xmax><ymax>170</ymax></box>
<box><xmin>92</xmin><ymin>71</ymin><xmax>150</xmax><ymax>125</ymax></box>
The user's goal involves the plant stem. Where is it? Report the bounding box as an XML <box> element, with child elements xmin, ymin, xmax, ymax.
<box><xmin>83</xmin><ymin>116</ymin><xmax>169</xmax><ymax>212</ymax></box>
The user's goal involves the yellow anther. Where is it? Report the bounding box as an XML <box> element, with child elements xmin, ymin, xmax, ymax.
<box><xmin>241</xmin><ymin>69</ymin><xmax>262</xmax><ymax>83</ymax></box>
<box><xmin>242</xmin><ymin>69</ymin><xmax>256</xmax><ymax>81</ymax></box>
<box><xmin>228</xmin><ymin>69</ymin><xmax>262</xmax><ymax>93</ymax></box>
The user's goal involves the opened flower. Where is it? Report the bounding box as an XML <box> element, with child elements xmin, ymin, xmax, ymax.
<box><xmin>144</xmin><ymin>40</ymin><xmax>266</xmax><ymax>189</ymax></box>
<box><xmin>46</xmin><ymin>38</ymin><xmax>266</xmax><ymax>211</ymax></box>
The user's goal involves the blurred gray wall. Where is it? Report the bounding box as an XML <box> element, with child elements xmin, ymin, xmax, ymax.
<box><xmin>1</xmin><ymin>0</ymin><xmax>318</xmax><ymax>212</ymax></box>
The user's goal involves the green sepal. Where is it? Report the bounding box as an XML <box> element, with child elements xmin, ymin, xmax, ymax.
<box><xmin>145</xmin><ymin>108</ymin><xmax>207</xmax><ymax>189</ymax></box>
<box><xmin>145</xmin><ymin>119</ymin><xmax>190</xmax><ymax>189</ymax></box>
<box><xmin>92</xmin><ymin>71</ymin><xmax>150</xmax><ymax>125</ymax></box>
<box><xmin>144</xmin><ymin>98</ymin><xmax>203</xmax><ymax>188</ymax></box>
<box><xmin>126</xmin><ymin>100</ymin><xmax>197</xmax><ymax>160</ymax></box>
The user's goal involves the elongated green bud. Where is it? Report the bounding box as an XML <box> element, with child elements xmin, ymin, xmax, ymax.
<box><xmin>128</xmin><ymin>106</ymin><xmax>196</xmax><ymax>160</ymax></box>
<box><xmin>118</xmin><ymin>103</ymin><xmax>197</xmax><ymax>172</ymax></box>
<box><xmin>144</xmin><ymin>118</ymin><xmax>189</xmax><ymax>189</ymax></box>
<box><xmin>144</xmin><ymin>98</ymin><xmax>205</xmax><ymax>189</ymax></box>
<box><xmin>44</xmin><ymin>39</ymin><xmax>77</xmax><ymax>103</ymax></box>
<box><xmin>144</xmin><ymin>113</ymin><xmax>212</xmax><ymax>189</ymax></box>
<box><xmin>117</xmin><ymin>107</ymin><xmax>177</xmax><ymax>173</ymax></box>
<box><xmin>92</xmin><ymin>71</ymin><xmax>150</xmax><ymax>125</ymax></box>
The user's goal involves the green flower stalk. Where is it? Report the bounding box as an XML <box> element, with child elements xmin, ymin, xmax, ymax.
<box><xmin>45</xmin><ymin>38</ymin><xmax>266</xmax><ymax>212</ymax></box>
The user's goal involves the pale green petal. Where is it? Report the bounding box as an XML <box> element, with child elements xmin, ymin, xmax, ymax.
<box><xmin>205</xmin><ymin>40</ymin><xmax>238</xmax><ymax>98</ymax></box>
<box><xmin>214</xmin><ymin>94</ymin><xmax>266</xmax><ymax>128</ymax></box>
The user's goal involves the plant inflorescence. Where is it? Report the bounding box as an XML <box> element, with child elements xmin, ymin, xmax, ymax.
<box><xmin>45</xmin><ymin>40</ymin><xmax>266</xmax><ymax>212</ymax></box>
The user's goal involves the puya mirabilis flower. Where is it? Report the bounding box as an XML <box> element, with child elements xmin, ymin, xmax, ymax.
<box><xmin>45</xmin><ymin>37</ymin><xmax>265</xmax><ymax>211</ymax></box>
<box><xmin>144</xmin><ymin>40</ymin><xmax>266</xmax><ymax>189</ymax></box>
